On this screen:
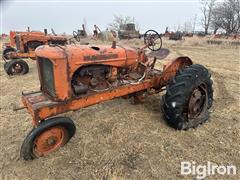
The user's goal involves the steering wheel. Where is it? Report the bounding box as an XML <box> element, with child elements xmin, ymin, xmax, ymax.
<box><xmin>144</xmin><ymin>30</ymin><xmax>162</xmax><ymax>51</ymax></box>
<box><xmin>73</xmin><ymin>31</ymin><xmax>80</xmax><ymax>42</ymax></box>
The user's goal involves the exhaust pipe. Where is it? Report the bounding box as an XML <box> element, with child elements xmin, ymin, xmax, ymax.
<box><xmin>111</xmin><ymin>30</ymin><xmax>117</xmax><ymax>49</ymax></box>
<box><xmin>44</xmin><ymin>29</ymin><xmax>47</xmax><ymax>35</ymax></box>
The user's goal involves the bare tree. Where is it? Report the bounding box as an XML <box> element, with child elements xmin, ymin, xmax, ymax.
<box><xmin>223</xmin><ymin>0</ymin><xmax>239</xmax><ymax>34</ymax></box>
<box><xmin>211</xmin><ymin>5</ymin><xmax>223</xmax><ymax>34</ymax></box>
<box><xmin>108</xmin><ymin>15</ymin><xmax>136</xmax><ymax>31</ymax></box>
<box><xmin>183</xmin><ymin>21</ymin><xmax>193</xmax><ymax>32</ymax></box>
<box><xmin>192</xmin><ymin>14</ymin><xmax>198</xmax><ymax>32</ymax></box>
<box><xmin>201</xmin><ymin>0</ymin><xmax>216</xmax><ymax>34</ymax></box>
<box><xmin>225</xmin><ymin>0</ymin><xmax>240</xmax><ymax>34</ymax></box>
<box><xmin>211</xmin><ymin>0</ymin><xmax>240</xmax><ymax>34</ymax></box>
<box><xmin>179</xmin><ymin>15</ymin><xmax>198</xmax><ymax>33</ymax></box>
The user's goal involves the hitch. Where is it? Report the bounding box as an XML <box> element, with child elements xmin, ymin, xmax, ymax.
<box><xmin>12</xmin><ymin>104</ymin><xmax>26</xmax><ymax>111</ymax></box>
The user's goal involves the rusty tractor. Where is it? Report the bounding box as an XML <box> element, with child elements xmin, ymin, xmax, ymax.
<box><xmin>169</xmin><ymin>31</ymin><xmax>183</xmax><ymax>40</ymax></box>
<box><xmin>118</xmin><ymin>23</ymin><xmax>141</xmax><ymax>39</ymax></box>
<box><xmin>163</xmin><ymin>27</ymin><xmax>183</xmax><ymax>40</ymax></box>
<box><xmin>18</xmin><ymin>30</ymin><xmax>213</xmax><ymax>160</ymax></box>
<box><xmin>72</xmin><ymin>24</ymin><xmax>87</xmax><ymax>42</ymax></box>
<box><xmin>93</xmin><ymin>24</ymin><xmax>102</xmax><ymax>40</ymax></box>
<box><xmin>2</xmin><ymin>28</ymin><xmax>68</xmax><ymax>75</ymax></box>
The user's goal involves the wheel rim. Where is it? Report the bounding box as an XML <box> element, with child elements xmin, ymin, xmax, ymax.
<box><xmin>188</xmin><ymin>83</ymin><xmax>208</xmax><ymax>120</ymax></box>
<box><xmin>12</xmin><ymin>63</ymin><xmax>23</xmax><ymax>74</ymax></box>
<box><xmin>33</xmin><ymin>126</ymin><xmax>68</xmax><ymax>156</ymax></box>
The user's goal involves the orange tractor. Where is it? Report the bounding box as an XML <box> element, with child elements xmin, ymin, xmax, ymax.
<box><xmin>2</xmin><ymin>29</ymin><xmax>68</xmax><ymax>75</ymax></box>
<box><xmin>18</xmin><ymin>30</ymin><xmax>213</xmax><ymax>160</ymax></box>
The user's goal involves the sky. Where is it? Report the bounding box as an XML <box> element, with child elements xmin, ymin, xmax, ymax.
<box><xmin>1</xmin><ymin>0</ymin><xmax>203</xmax><ymax>34</ymax></box>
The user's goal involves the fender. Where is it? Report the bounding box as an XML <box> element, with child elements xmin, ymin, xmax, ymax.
<box><xmin>161</xmin><ymin>56</ymin><xmax>193</xmax><ymax>85</ymax></box>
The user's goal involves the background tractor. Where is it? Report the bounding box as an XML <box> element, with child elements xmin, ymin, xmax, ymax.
<box><xmin>17</xmin><ymin>30</ymin><xmax>213</xmax><ymax>160</ymax></box>
<box><xmin>2</xmin><ymin>28</ymin><xmax>68</xmax><ymax>75</ymax></box>
<box><xmin>118</xmin><ymin>23</ymin><xmax>141</xmax><ymax>39</ymax></box>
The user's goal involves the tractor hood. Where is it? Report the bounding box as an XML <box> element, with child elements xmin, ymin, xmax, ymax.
<box><xmin>35</xmin><ymin>44</ymin><xmax>138</xmax><ymax>61</ymax></box>
<box><xmin>35</xmin><ymin>45</ymin><xmax>67</xmax><ymax>59</ymax></box>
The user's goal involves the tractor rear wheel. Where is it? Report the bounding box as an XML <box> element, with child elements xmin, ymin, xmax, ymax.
<box><xmin>162</xmin><ymin>64</ymin><xmax>213</xmax><ymax>130</ymax></box>
<box><xmin>4</xmin><ymin>59</ymin><xmax>29</xmax><ymax>75</ymax></box>
<box><xmin>20</xmin><ymin>117</ymin><xmax>76</xmax><ymax>160</ymax></box>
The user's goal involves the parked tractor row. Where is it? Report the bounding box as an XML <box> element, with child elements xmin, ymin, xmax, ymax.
<box><xmin>2</xmin><ymin>28</ymin><xmax>68</xmax><ymax>75</ymax></box>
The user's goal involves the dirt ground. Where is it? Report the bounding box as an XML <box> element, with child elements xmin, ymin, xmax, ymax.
<box><xmin>0</xmin><ymin>37</ymin><xmax>239</xmax><ymax>180</ymax></box>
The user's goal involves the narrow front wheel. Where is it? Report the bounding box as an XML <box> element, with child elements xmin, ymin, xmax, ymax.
<box><xmin>20</xmin><ymin>117</ymin><xmax>76</xmax><ymax>160</ymax></box>
<box><xmin>4</xmin><ymin>59</ymin><xmax>29</xmax><ymax>75</ymax></box>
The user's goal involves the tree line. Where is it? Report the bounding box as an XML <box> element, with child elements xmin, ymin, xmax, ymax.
<box><xmin>108</xmin><ymin>0</ymin><xmax>239</xmax><ymax>35</ymax></box>
<box><xmin>201</xmin><ymin>0</ymin><xmax>240</xmax><ymax>35</ymax></box>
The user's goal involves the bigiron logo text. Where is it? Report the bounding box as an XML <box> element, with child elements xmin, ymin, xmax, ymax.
<box><xmin>181</xmin><ymin>161</ymin><xmax>237</xmax><ymax>179</ymax></box>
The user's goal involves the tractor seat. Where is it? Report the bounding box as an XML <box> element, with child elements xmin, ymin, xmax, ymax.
<box><xmin>147</xmin><ymin>48</ymin><xmax>170</xmax><ymax>60</ymax></box>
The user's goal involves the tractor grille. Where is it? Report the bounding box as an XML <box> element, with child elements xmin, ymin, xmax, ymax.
<box><xmin>38</xmin><ymin>57</ymin><xmax>56</xmax><ymax>97</ymax></box>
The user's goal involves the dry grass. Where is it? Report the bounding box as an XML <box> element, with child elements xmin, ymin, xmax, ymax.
<box><xmin>0</xmin><ymin>37</ymin><xmax>239</xmax><ymax>179</ymax></box>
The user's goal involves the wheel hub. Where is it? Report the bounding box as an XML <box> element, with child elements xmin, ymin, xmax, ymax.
<box><xmin>47</xmin><ymin>137</ymin><xmax>57</xmax><ymax>146</ymax></box>
<box><xmin>12</xmin><ymin>63</ymin><xmax>23</xmax><ymax>74</ymax></box>
<box><xmin>188</xmin><ymin>83</ymin><xmax>208</xmax><ymax>120</ymax></box>
<box><xmin>33</xmin><ymin>126</ymin><xmax>67</xmax><ymax>156</ymax></box>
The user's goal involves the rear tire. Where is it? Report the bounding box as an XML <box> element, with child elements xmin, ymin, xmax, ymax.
<box><xmin>4</xmin><ymin>62</ymin><xmax>8</xmax><ymax>70</ymax></box>
<box><xmin>162</xmin><ymin>64</ymin><xmax>213</xmax><ymax>130</ymax></box>
<box><xmin>4</xmin><ymin>59</ymin><xmax>29</xmax><ymax>75</ymax></box>
<box><xmin>20</xmin><ymin>117</ymin><xmax>76</xmax><ymax>160</ymax></box>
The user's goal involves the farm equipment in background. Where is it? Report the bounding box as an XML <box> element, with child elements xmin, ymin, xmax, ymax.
<box><xmin>2</xmin><ymin>28</ymin><xmax>68</xmax><ymax>75</ymax></box>
<box><xmin>17</xmin><ymin>30</ymin><xmax>213</xmax><ymax>160</ymax></box>
<box><xmin>72</xmin><ymin>24</ymin><xmax>87</xmax><ymax>42</ymax></box>
<box><xmin>93</xmin><ymin>24</ymin><xmax>102</xmax><ymax>40</ymax></box>
<box><xmin>183</xmin><ymin>32</ymin><xmax>193</xmax><ymax>37</ymax></box>
<box><xmin>72</xmin><ymin>24</ymin><xmax>88</xmax><ymax>43</ymax></box>
<box><xmin>118</xmin><ymin>23</ymin><xmax>141</xmax><ymax>39</ymax></box>
<box><xmin>169</xmin><ymin>31</ymin><xmax>183</xmax><ymax>40</ymax></box>
<box><xmin>1</xmin><ymin>33</ymin><xmax>8</xmax><ymax>39</ymax></box>
<box><xmin>163</xmin><ymin>27</ymin><xmax>183</xmax><ymax>40</ymax></box>
<box><xmin>207</xmin><ymin>34</ymin><xmax>240</xmax><ymax>46</ymax></box>
<box><xmin>79</xmin><ymin>24</ymin><xmax>87</xmax><ymax>37</ymax></box>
